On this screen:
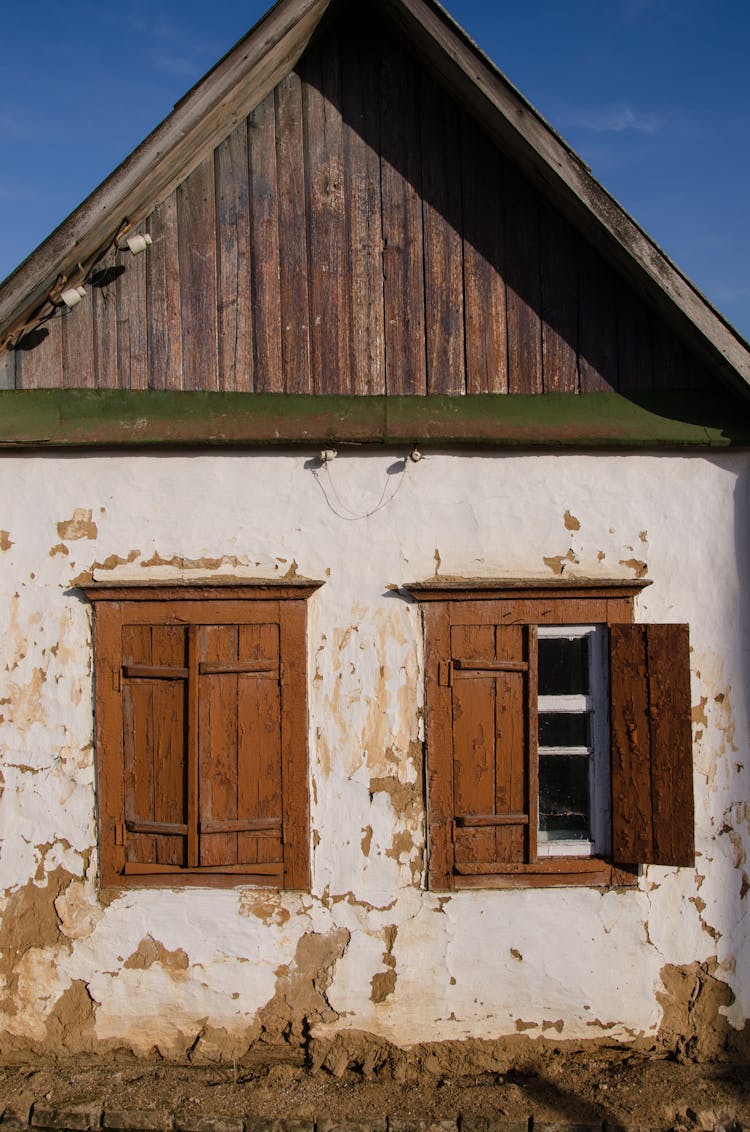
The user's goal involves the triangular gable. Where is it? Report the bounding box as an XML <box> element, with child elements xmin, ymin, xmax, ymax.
<box><xmin>0</xmin><ymin>0</ymin><xmax>748</xmax><ymax>405</ymax></box>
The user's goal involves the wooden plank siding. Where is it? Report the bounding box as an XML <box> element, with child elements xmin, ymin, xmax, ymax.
<box><xmin>7</xmin><ymin>20</ymin><xmax>714</xmax><ymax>396</ymax></box>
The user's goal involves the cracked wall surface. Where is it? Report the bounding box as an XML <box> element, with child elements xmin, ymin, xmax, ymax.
<box><xmin>0</xmin><ymin>450</ymin><xmax>748</xmax><ymax>1060</ymax></box>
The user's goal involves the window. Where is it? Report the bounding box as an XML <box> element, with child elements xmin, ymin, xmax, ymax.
<box><xmin>408</xmin><ymin>581</ymin><xmax>694</xmax><ymax>889</ymax></box>
<box><xmin>84</xmin><ymin>582</ymin><xmax>320</xmax><ymax>888</ymax></box>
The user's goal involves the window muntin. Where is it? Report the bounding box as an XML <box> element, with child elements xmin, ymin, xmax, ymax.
<box><xmin>536</xmin><ymin>625</ymin><xmax>610</xmax><ymax>859</ymax></box>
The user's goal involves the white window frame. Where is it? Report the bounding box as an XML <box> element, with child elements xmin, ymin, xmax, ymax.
<box><xmin>536</xmin><ymin>624</ymin><xmax>610</xmax><ymax>859</ymax></box>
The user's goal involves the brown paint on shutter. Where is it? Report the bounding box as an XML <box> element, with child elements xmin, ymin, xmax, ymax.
<box><xmin>199</xmin><ymin>624</ymin><xmax>239</xmax><ymax>867</ymax></box>
<box><xmin>610</xmin><ymin>624</ymin><xmax>654</xmax><ymax>862</ymax></box>
<box><xmin>647</xmin><ymin>624</ymin><xmax>694</xmax><ymax>866</ymax></box>
<box><xmin>94</xmin><ymin>602</ymin><xmax>125</xmax><ymax>883</ymax></box>
<box><xmin>276</xmin><ymin>71</ymin><xmax>313</xmax><ymax>394</ymax></box>
<box><xmin>451</xmin><ymin>623</ymin><xmax>496</xmax><ymax>869</ymax></box>
<box><xmin>216</xmin><ymin>122</ymin><xmax>254</xmax><ymax>392</ymax></box>
<box><xmin>236</xmin><ymin>623</ymin><xmax>283</xmax><ymax>868</ymax></box>
<box><xmin>121</xmin><ymin>624</ymin><xmax>188</xmax><ymax>868</ymax></box>
<box><xmin>423</xmin><ymin>603</ymin><xmax>454</xmax><ymax>888</ymax></box>
<box><xmin>279</xmin><ymin>600</ymin><xmax>309</xmax><ymax>889</ymax></box>
<box><xmin>610</xmin><ymin>623</ymin><xmax>693</xmax><ymax>866</ymax></box>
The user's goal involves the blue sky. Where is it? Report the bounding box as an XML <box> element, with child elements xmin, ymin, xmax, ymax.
<box><xmin>1</xmin><ymin>0</ymin><xmax>748</xmax><ymax>341</ymax></box>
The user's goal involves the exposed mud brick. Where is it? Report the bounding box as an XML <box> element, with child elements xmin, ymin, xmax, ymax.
<box><xmin>534</xmin><ymin>1126</ymin><xmax>602</xmax><ymax>1132</ymax></box>
<box><xmin>461</xmin><ymin>1121</ymin><xmax>530</xmax><ymax>1132</ymax></box>
<box><xmin>388</xmin><ymin>1123</ymin><xmax>457</xmax><ymax>1132</ymax></box>
<box><xmin>103</xmin><ymin>1111</ymin><xmax>174</xmax><ymax>1130</ymax></box>
<box><xmin>175</xmin><ymin>1118</ymin><xmax>244</xmax><ymax>1132</ymax></box>
<box><xmin>244</xmin><ymin>1123</ymin><xmax>314</xmax><ymax>1132</ymax></box>
<box><xmin>1</xmin><ymin>1111</ymin><xmax>32</xmax><ymax>1132</ymax></box>
<box><xmin>31</xmin><ymin>1104</ymin><xmax>102</xmax><ymax>1130</ymax></box>
<box><xmin>318</xmin><ymin>1123</ymin><xmax>387</xmax><ymax>1132</ymax></box>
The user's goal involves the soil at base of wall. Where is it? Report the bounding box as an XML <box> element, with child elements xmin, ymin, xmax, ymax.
<box><xmin>0</xmin><ymin>1047</ymin><xmax>748</xmax><ymax>1129</ymax></box>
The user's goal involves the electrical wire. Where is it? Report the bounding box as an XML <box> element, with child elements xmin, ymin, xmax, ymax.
<box><xmin>311</xmin><ymin>457</ymin><xmax>409</xmax><ymax>521</ymax></box>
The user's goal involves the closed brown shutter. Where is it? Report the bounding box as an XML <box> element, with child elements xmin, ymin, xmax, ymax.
<box><xmin>609</xmin><ymin>623</ymin><xmax>694</xmax><ymax>867</ymax></box>
<box><xmin>90</xmin><ymin>586</ymin><xmax>314</xmax><ymax>889</ymax></box>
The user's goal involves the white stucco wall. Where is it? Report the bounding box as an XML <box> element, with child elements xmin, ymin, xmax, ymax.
<box><xmin>0</xmin><ymin>448</ymin><xmax>747</xmax><ymax>1056</ymax></box>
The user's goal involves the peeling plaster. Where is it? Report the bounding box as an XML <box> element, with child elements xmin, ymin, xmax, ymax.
<box><xmin>0</xmin><ymin>451</ymin><xmax>747</xmax><ymax>1056</ymax></box>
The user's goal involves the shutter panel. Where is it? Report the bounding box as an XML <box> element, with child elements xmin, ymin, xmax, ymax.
<box><xmin>450</xmin><ymin>621</ymin><xmax>532</xmax><ymax>873</ymax></box>
<box><xmin>121</xmin><ymin>623</ymin><xmax>189</xmax><ymax>869</ymax></box>
<box><xmin>609</xmin><ymin>623</ymin><xmax>694</xmax><ymax>867</ymax></box>
<box><xmin>197</xmin><ymin>622</ymin><xmax>283</xmax><ymax>877</ymax></box>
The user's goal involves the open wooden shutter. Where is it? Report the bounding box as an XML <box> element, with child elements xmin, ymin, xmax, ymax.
<box><xmin>447</xmin><ymin>620</ymin><xmax>536</xmax><ymax>879</ymax></box>
<box><xmin>609</xmin><ymin>623</ymin><xmax>694</xmax><ymax>867</ymax></box>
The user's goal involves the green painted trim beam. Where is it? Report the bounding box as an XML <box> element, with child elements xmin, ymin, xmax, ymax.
<box><xmin>0</xmin><ymin>390</ymin><xmax>748</xmax><ymax>448</ymax></box>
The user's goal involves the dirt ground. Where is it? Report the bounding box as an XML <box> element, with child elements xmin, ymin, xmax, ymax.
<box><xmin>0</xmin><ymin>1044</ymin><xmax>748</xmax><ymax>1129</ymax></box>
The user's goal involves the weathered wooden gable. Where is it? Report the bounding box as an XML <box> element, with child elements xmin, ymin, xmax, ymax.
<box><xmin>3</xmin><ymin>14</ymin><xmax>713</xmax><ymax>397</ymax></box>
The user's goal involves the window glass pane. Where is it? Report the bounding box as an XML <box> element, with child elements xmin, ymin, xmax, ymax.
<box><xmin>539</xmin><ymin>754</ymin><xmax>589</xmax><ymax>840</ymax></box>
<box><xmin>538</xmin><ymin>635</ymin><xmax>589</xmax><ymax>696</ymax></box>
<box><xmin>539</xmin><ymin>711</ymin><xmax>589</xmax><ymax>747</ymax></box>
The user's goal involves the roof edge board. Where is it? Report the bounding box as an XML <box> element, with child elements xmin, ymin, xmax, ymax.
<box><xmin>379</xmin><ymin>0</ymin><xmax>750</xmax><ymax>393</ymax></box>
<box><xmin>0</xmin><ymin>0</ymin><xmax>333</xmax><ymax>345</ymax></box>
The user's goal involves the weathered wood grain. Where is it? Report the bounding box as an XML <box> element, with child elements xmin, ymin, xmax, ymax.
<box><xmin>420</xmin><ymin>72</ymin><xmax>465</xmax><ymax>395</ymax></box>
<box><xmin>276</xmin><ymin>71</ymin><xmax>313</xmax><ymax>393</ymax></box>
<box><xmin>248</xmin><ymin>93</ymin><xmax>284</xmax><ymax>391</ymax></box>
<box><xmin>505</xmin><ymin>164</ymin><xmax>542</xmax><ymax>393</ymax></box>
<box><xmin>462</xmin><ymin>117</ymin><xmax>507</xmax><ymax>393</ymax></box>
<box><xmin>216</xmin><ymin>124</ymin><xmax>254</xmax><ymax>392</ymax></box>
<box><xmin>178</xmin><ymin>159</ymin><xmax>219</xmax><ymax>390</ymax></box>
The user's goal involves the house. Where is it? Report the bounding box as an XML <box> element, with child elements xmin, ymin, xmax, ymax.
<box><xmin>0</xmin><ymin>0</ymin><xmax>748</xmax><ymax>1065</ymax></box>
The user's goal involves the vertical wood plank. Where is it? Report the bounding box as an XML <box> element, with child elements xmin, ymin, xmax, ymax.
<box><xmin>461</xmin><ymin>116</ymin><xmax>508</xmax><ymax>393</ymax></box>
<box><xmin>279</xmin><ymin>599</ymin><xmax>309</xmax><ymax>889</ymax></box>
<box><xmin>116</xmin><ymin>222</ymin><xmax>148</xmax><ymax>390</ymax></box>
<box><xmin>341</xmin><ymin>31</ymin><xmax>386</xmax><ymax>394</ymax></box>
<box><xmin>451</xmin><ymin>624</ymin><xmax>497</xmax><ymax>867</ymax></box>
<box><xmin>95</xmin><ymin>601</ymin><xmax>125</xmax><ymax>883</ymax></box>
<box><xmin>216</xmin><ymin>123</ymin><xmax>254</xmax><ymax>392</ymax></box>
<box><xmin>276</xmin><ymin>72</ymin><xmax>313</xmax><ymax>393</ymax></box>
<box><xmin>248</xmin><ymin>93</ymin><xmax>284</xmax><ymax>391</ymax></box>
<box><xmin>62</xmin><ymin>287</ymin><xmax>96</xmax><ymax>388</ymax></box>
<box><xmin>0</xmin><ymin>346</ymin><xmax>16</xmax><ymax>389</ymax></box>
<box><xmin>90</xmin><ymin>251</ymin><xmax>120</xmax><ymax>390</ymax></box>
<box><xmin>187</xmin><ymin>625</ymin><xmax>200</xmax><ymax>869</ymax></box>
<box><xmin>651</xmin><ymin>321</ymin><xmax>686</xmax><ymax>392</ymax></box>
<box><xmin>199</xmin><ymin>624</ymin><xmax>238</xmax><ymax>867</ymax></box>
<box><xmin>302</xmin><ymin>34</ymin><xmax>351</xmax><ymax>394</ymax></box>
<box><xmin>526</xmin><ymin>624</ymin><xmax>539</xmax><ymax>862</ymax></box>
<box><xmin>420</xmin><ymin>73</ymin><xmax>465</xmax><ymax>395</ymax></box>
<box><xmin>540</xmin><ymin>206</ymin><xmax>579</xmax><ymax>392</ymax></box>
<box><xmin>647</xmin><ymin>623</ymin><xmax>694</xmax><ymax>866</ymax></box>
<box><xmin>578</xmin><ymin>243</ymin><xmax>618</xmax><ymax>392</ymax></box>
<box><xmin>237</xmin><ymin>622</ymin><xmax>282</xmax><ymax>866</ymax></box>
<box><xmin>178</xmin><ymin>155</ymin><xmax>219</xmax><ymax>390</ymax></box>
<box><xmin>609</xmin><ymin>624</ymin><xmax>654</xmax><ymax>863</ymax></box>
<box><xmin>504</xmin><ymin>165</ymin><xmax>542</xmax><ymax>393</ymax></box>
<box><xmin>148</xmin><ymin>194</ymin><xmax>184</xmax><ymax>390</ymax></box>
<box><xmin>617</xmin><ymin>284</ymin><xmax>653</xmax><ymax>391</ymax></box>
<box><xmin>380</xmin><ymin>42</ymin><xmax>427</xmax><ymax>394</ymax></box>
<box><xmin>492</xmin><ymin>625</ymin><xmax>526</xmax><ymax>864</ymax></box>
<box><xmin>15</xmin><ymin>316</ymin><xmax>63</xmax><ymax>389</ymax></box>
<box><xmin>150</xmin><ymin>626</ymin><xmax>187</xmax><ymax>867</ymax></box>
<box><xmin>122</xmin><ymin>625</ymin><xmax>156</xmax><ymax>864</ymax></box>
<box><xmin>423</xmin><ymin>602</ymin><xmax>454</xmax><ymax>889</ymax></box>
